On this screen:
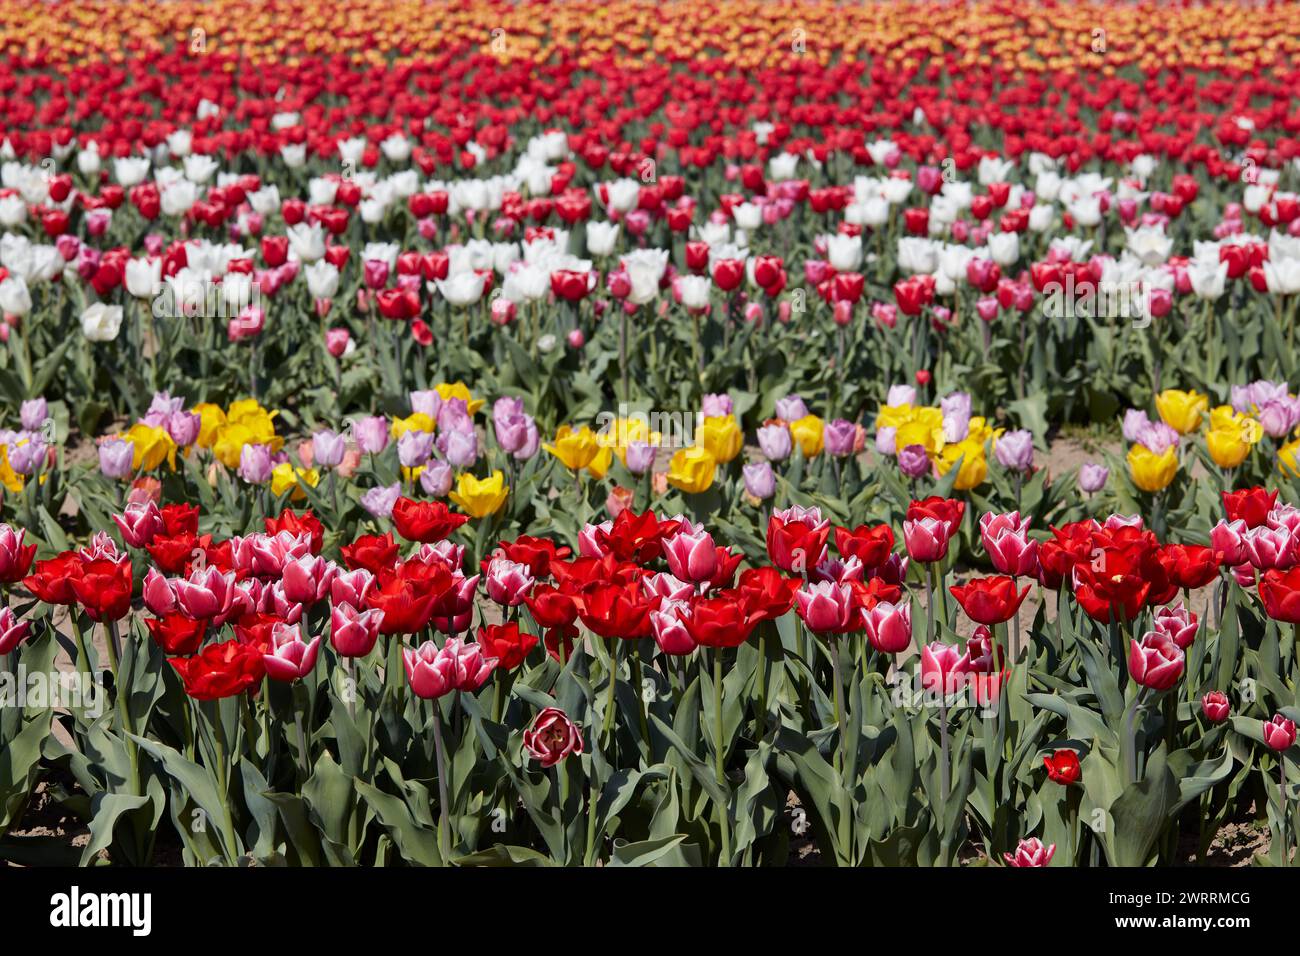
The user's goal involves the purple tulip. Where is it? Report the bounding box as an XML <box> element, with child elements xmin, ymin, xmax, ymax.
<box><xmin>99</xmin><ymin>438</ymin><xmax>135</xmax><ymax>479</ymax></box>
<box><xmin>897</xmin><ymin>443</ymin><xmax>931</xmax><ymax>478</ymax></box>
<box><xmin>312</xmin><ymin>429</ymin><xmax>347</xmax><ymax>469</ymax></box>
<box><xmin>1079</xmin><ymin>462</ymin><xmax>1109</xmax><ymax>494</ymax></box>
<box><xmin>994</xmin><ymin>429</ymin><xmax>1034</xmax><ymax>473</ymax></box>
<box><xmin>824</xmin><ymin>419</ymin><xmax>857</xmax><ymax>457</ymax></box>
<box><xmin>625</xmin><ymin>440</ymin><xmax>656</xmax><ymax>475</ymax></box>
<box><xmin>420</xmin><ymin>460</ymin><xmax>453</xmax><ymax>497</ymax></box>
<box><xmin>19</xmin><ymin>397</ymin><xmax>47</xmax><ymax>432</ymax></box>
<box><xmin>352</xmin><ymin>416</ymin><xmax>390</xmax><ymax>454</ymax></box>
<box><xmin>757</xmin><ymin>424</ymin><xmax>792</xmax><ymax>461</ymax></box>
<box><xmin>397</xmin><ymin>430</ymin><xmax>435</xmax><ymax>469</ymax></box>
<box><xmin>361</xmin><ymin>482</ymin><xmax>402</xmax><ymax>518</ymax></box>
<box><xmin>743</xmin><ymin>461</ymin><xmax>775</xmax><ymax>500</ymax></box>
<box><xmin>238</xmin><ymin>443</ymin><xmax>274</xmax><ymax>484</ymax></box>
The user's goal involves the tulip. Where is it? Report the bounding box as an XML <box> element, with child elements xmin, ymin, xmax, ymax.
<box><xmin>1154</xmin><ymin>389</ymin><xmax>1209</xmax><ymax>434</ymax></box>
<box><xmin>1263</xmin><ymin>714</ymin><xmax>1297</xmax><ymax>751</ymax></box>
<box><xmin>449</xmin><ymin>471</ymin><xmax>509</xmax><ymax>518</ymax></box>
<box><xmin>1127</xmin><ymin>444</ymin><xmax>1178</xmax><ymax>493</ymax></box>
<box><xmin>0</xmin><ymin>524</ymin><xmax>37</xmax><ymax>583</ymax></box>
<box><xmin>1200</xmin><ymin>691</ymin><xmax>1231</xmax><ymax>723</ymax></box>
<box><xmin>1078</xmin><ymin>462</ymin><xmax>1109</xmax><ymax>493</ymax></box>
<box><xmin>1128</xmin><ymin>631</ymin><xmax>1185</xmax><ymax>691</ymax></box>
<box><xmin>979</xmin><ymin>511</ymin><xmax>1039</xmax><ymax>577</ymax></box>
<box><xmin>523</xmin><ymin>707</ymin><xmax>585</xmax><ymax>767</ymax></box>
<box><xmin>0</xmin><ymin>607</ymin><xmax>31</xmax><ymax>655</ymax></box>
<box><xmin>330</xmin><ymin>602</ymin><xmax>384</xmax><ymax>658</ymax></box>
<box><xmin>484</xmin><ymin>557</ymin><xmax>535</xmax><ymax>607</ymax></box>
<box><xmin>742</xmin><ymin>461</ymin><xmax>775</xmax><ymax>500</ymax></box>
<box><xmin>1004</xmin><ymin>837</ymin><xmax>1056</xmax><ymax>867</ymax></box>
<box><xmin>794</xmin><ymin>581</ymin><xmax>857</xmax><ymax>634</ymax></box>
<box><xmin>949</xmin><ymin>575</ymin><xmax>1030</xmax><ymax>626</ymax></box>
<box><xmin>112</xmin><ymin>500</ymin><xmax>164</xmax><ymax>549</ymax></box>
<box><xmin>903</xmin><ymin>516</ymin><xmax>953</xmax><ymax>563</ymax></box>
<box><xmin>1043</xmin><ymin>749</ymin><xmax>1081</xmax><ymax>785</ymax></box>
<box><xmin>993</xmin><ymin>429</ymin><xmax>1034</xmax><ymax>472</ymax></box>
<box><xmin>1152</xmin><ymin>602</ymin><xmax>1198</xmax><ymax>648</ymax></box>
<box><xmin>650</xmin><ymin>602</ymin><xmax>697</xmax><ymax>655</ymax></box>
<box><xmin>263</xmin><ymin>622</ymin><xmax>322</xmax><ymax>682</ymax></box>
<box><xmin>862</xmin><ymin>600</ymin><xmax>911</xmax><ymax>654</ymax></box>
<box><xmin>662</xmin><ymin>530</ymin><xmax>718</xmax><ymax>584</ymax></box>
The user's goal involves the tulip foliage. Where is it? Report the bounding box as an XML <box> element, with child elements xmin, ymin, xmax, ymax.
<box><xmin>2</xmin><ymin>482</ymin><xmax>1300</xmax><ymax>867</ymax></box>
<box><xmin>6</xmin><ymin>0</ymin><xmax>1300</xmax><ymax>869</ymax></box>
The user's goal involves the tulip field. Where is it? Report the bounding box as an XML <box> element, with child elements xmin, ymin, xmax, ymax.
<box><xmin>3</xmin><ymin>0</ymin><xmax>1300</xmax><ymax>875</ymax></box>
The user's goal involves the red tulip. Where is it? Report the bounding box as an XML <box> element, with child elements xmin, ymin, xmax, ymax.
<box><xmin>171</xmin><ymin>640</ymin><xmax>266</xmax><ymax>700</ymax></box>
<box><xmin>1043</xmin><ymin>749</ymin><xmax>1081</xmax><ymax>785</ymax></box>
<box><xmin>949</xmin><ymin>575</ymin><xmax>1030</xmax><ymax>625</ymax></box>
<box><xmin>392</xmin><ymin>497</ymin><xmax>469</xmax><ymax>543</ymax></box>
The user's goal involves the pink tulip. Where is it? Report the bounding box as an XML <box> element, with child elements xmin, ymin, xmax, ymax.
<box><xmin>794</xmin><ymin>581</ymin><xmax>857</xmax><ymax>634</ymax></box>
<box><xmin>979</xmin><ymin>511</ymin><xmax>1039</xmax><ymax>577</ymax></box>
<box><xmin>643</xmin><ymin>572</ymin><xmax>695</xmax><ymax>603</ymax></box>
<box><xmin>523</xmin><ymin>707</ymin><xmax>585</xmax><ymax>767</ymax></box>
<box><xmin>1003</xmin><ymin>837</ymin><xmax>1055</xmax><ymax>867</ymax></box>
<box><xmin>402</xmin><ymin>640</ymin><xmax>457</xmax><ymax>699</ymax></box>
<box><xmin>1210</xmin><ymin>519</ymin><xmax>1247</xmax><ymax>566</ymax></box>
<box><xmin>662</xmin><ymin>530</ymin><xmax>718</xmax><ymax>584</ymax></box>
<box><xmin>903</xmin><ymin>516</ymin><xmax>954</xmax><ymax>563</ymax></box>
<box><xmin>0</xmin><ymin>607</ymin><xmax>31</xmax><ymax>655</ymax></box>
<box><xmin>1263</xmin><ymin>714</ymin><xmax>1297</xmax><ymax>751</ymax></box>
<box><xmin>651</xmin><ymin>601</ymin><xmax>697</xmax><ymax>655</ymax></box>
<box><xmin>439</xmin><ymin>637</ymin><xmax>498</xmax><ymax>691</ymax></box>
<box><xmin>331</xmin><ymin>602</ymin><xmax>383</xmax><ymax>658</ymax></box>
<box><xmin>863</xmin><ymin>600</ymin><xmax>911</xmax><ymax>654</ymax></box>
<box><xmin>485</xmin><ymin>556</ymin><xmax>535</xmax><ymax>607</ymax></box>
<box><xmin>112</xmin><ymin>500</ymin><xmax>164</xmax><ymax>549</ymax></box>
<box><xmin>1127</xmin><ymin>631</ymin><xmax>1185</xmax><ymax>691</ymax></box>
<box><xmin>1200</xmin><ymin>691</ymin><xmax>1230</xmax><ymax>723</ymax></box>
<box><xmin>1245</xmin><ymin>526</ymin><xmax>1297</xmax><ymax>570</ymax></box>
<box><xmin>263</xmin><ymin>622</ymin><xmax>322</xmax><ymax>682</ymax></box>
<box><xmin>142</xmin><ymin>567</ymin><xmax>178</xmax><ymax>616</ymax></box>
<box><xmin>330</xmin><ymin>568</ymin><xmax>375</xmax><ymax>608</ymax></box>
<box><xmin>1152</xmin><ymin>602</ymin><xmax>1197</xmax><ymax>649</ymax></box>
<box><xmin>281</xmin><ymin>554</ymin><xmax>337</xmax><ymax>606</ymax></box>
<box><xmin>174</xmin><ymin>567</ymin><xmax>238</xmax><ymax>623</ymax></box>
<box><xmin>920</xmin><ymin>641</ymin><xmax>972</xmax><ymax>696</ymax></box>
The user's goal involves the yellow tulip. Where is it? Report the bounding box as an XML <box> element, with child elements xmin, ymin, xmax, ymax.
<box><xmin>1280</xmin><ymin>439</ymin><xmax>1300</xmax><ymax>478</ymax></box>
<box><xmin>936</xmin><ymin>438</ymin><xmax>987</xmax><ymax>490</ymax></box>
<box><xmin>701</xmin><ymin>415</ymin><xmax>742</xmax><ymax>463</ymax></box>
<box><xmin>586</xmin><ymin>443</ymin><xmax>614</xmax><ymax>478</ymax></box>
<box><xmin>666</xmin><ymin>446</ymin><xmax>716</xmax><ymax>494</ymax></box>
<box><xmin>0</xmin><ymin>446</ymin><xmax>24</xmax><ymax>494</ymax></box>
<box><xmin>789</xmin><ymin>414</ymin><xmax>825</xmax><ymax>458</ymax></box>
<box><xmin>1154</xmin><ymin>389</ymin><xmax>1209</xmax><ymax>435</ymax></box>
<box><xmin>1206</xmin><ymin>428</ymin><xmax>1251</xmax><ymax>469</ymax></box>
<box><xmin>967</xmin><ymin>416</ymin><xmax>1003</xmax><ymax>446</ymax></box>
<box><xmin>121</xmin><ymin>422</ymin><xmax>177</xmax><ymax>471</ymax></box>
<box><xmin>435</xmin><ymin>381</ymin><xmax>485</xmax><ymax>415</ymax></box>
<box><xmin>450</xmin><ymin>470</ymin><xmax>509</xmax><ymax>518</ymax></box>
<box><xmin>544</xmin><ymin>425</ymin><xmax>600</xmax><ymax>471</ymax></box>
<box><xmin>192</xmin><ymin>403</ymin><xmax>227</xmax><ymax>448</ymax></box>
<box><xmin>390</xmin><ymin>412</ymin><xmax>436</xmax><ymax>439</ymax></box>
<box><xmin>1127</xmin><ymin>444</ymin><xmax>1178</xmax><ymax>492</ymax></box>
<box><xmin>874</xmin><ymin>403</ymin><xmax>916</xmax><ymax>431</ymax></box>
<box><xmin>271</xmin><ymin>462</ymin><xmax>319</xmax><ymax>500</ymax></box>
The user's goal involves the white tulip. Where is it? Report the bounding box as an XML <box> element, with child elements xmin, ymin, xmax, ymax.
<box><xmin>304</xmin><ymin>261</ymin><xmax>340</xmax><ymax>299</ymax></box>
<box><xmin>124</xmin><ymin>257</ymin><xmax>163</xmax><ymax>299</ymax></box>
<box><xmin>81</xmin><ymin>303</ymin><xmax>124</xmax><ymax>342</ymax></box>
<box><xmin>586</xmin><ymin>221</ymin><xmax>621</xmax><ymax>257</ymax></box>
<box><xmin>0</xmin><ymin>276</ymin><xmax>32</xmax><ymax>316</ymax></box>
<box><xmin>826</xmin><ymin>233</ymin><xmax>863</xmax><ymax>272</ymax></box>
<box><xmin>286</xmin><ymin>222</ymin><xmax>326</xmax><ymax>263</ymax></box>
<box><xmin>621</xmin><ymin>249</ymin><xmax>670</xmax><ymax>305</ymax></box>
<box><xmin>677</xmin><ymin>275</ymin><xmax>711</xmax><ymax>309</ymax></box>
<box><xmin>113</xmin><ymin>156</ymin><xmax>150</xmax><ymax>187</ymax></box>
